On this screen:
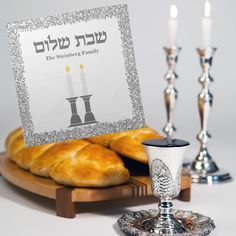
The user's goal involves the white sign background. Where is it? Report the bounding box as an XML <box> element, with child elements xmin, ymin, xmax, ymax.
<box><xmin>20</xmin><ymin>18</ymin><xmax>132</xmax><ymax>133</ymax></box>
<box><xmin>7</xmin><ymin>4</ymin><xmax>145</xmax><ymax>146</ymax></box>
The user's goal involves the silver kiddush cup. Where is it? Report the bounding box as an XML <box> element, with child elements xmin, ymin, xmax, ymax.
<box><xmin>142</xmin><ymin>139</ymin><xmax>190</xmax><ymax>234</ymax></box>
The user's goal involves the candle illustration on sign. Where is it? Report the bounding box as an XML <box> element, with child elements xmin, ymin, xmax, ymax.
<box><xmin>65</xmin><ymin>65</ymin><xmax>82</xmax><ymax>127</ymax></box>
<box><xmin>66</xmin><ymin>65</ymin><xmax>75</xmax><ymax>98</ymax></box>
<box><xmin>65</xmin><ymin>64</ymin><xmax>98</xmax><ymax>127</ymax></box>
<box><xmin>79</xmin><ymin>64</ymin><xmax>98</xmax><ymax>125</ymax></box>
<box><xmin>80</xmin><ymin>64</ymin><xmax>89</xmax><ymax>96</ymax></box>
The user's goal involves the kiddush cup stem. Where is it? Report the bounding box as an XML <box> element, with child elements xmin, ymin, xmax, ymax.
<box><xmin>159</xmin><ymin>198</ymin><xmax>173</xmax><ymax>219</ymax></box>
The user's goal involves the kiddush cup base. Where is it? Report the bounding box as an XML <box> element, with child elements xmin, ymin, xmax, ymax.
<box><xmin>152</xmin><ymin>213</ymin><xmax>188</xmax><ymax>234</ymax></box>
<box><xmin>152</xmin><ymin>199</ymin><xmax>188</xmax><ymax>234</ymax></box>
<box><xmin>118</xmin><ymin>209</ymin><xmax>215</xmax><ymax>236</ymax></box>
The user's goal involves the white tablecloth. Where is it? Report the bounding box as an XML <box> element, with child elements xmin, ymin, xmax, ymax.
<box><xmin>0</xmin><ymin>143</ymin><xmax>235</xmax><ymax>236</ymax></box>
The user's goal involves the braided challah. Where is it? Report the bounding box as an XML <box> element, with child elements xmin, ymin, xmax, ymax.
<box><xmin>87</xmin><ymin>126</ymin><xmax>162</xmax><ymax>164</ymax></box>
<box><xmin>5</xmin><ymin>126</ymin><xmax>161</xmax><ymax>187</ymax></box>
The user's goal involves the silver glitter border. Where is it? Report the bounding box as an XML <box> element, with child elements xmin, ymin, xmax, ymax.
<box><xmin>7</xmin><ymin>4</ymin><xmax>145</xmax><ymax>147</ymax></box>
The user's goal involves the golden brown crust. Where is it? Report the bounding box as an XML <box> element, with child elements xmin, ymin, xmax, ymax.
<box><xmin>50</xmin><ymin>144</ymin><xmax>129</xmax><ymax>187</ymax></box>
<box><xmin>111</xmin><ymin>128</ymin><xmax>162</xmax><ymax>164</ymax></box>
<box><xmin>30</xmin><ymin>140</ymin><xmax>90</xmax><ymax>177</ymax></box>
<box><xmin>5</xmin><ymin>125</ymin><xmax>161</xmax><ymax>187</ymax></box>
<box><xmin>7</xmin><ymin>132</ymin><xmax>25</xmax><ymax>162</ymax></box>
<box><xmin>86</xmin><ymin>131</ymin><xmax>126</xmax><ymax>147</ymax></box>
<box><xmin>5</xmin><ymin>128</ymin><xmax>130</xmax><ymax>187</ymax></box>
<box><xmin>15</xmin><ymin>144</ymin><xmax>54</xmax><ymax>170</ymax></box>
<box><xmin>89</xmin><ymin>127</ymin><xmax>162</xmax><ymax>164</ymax></box>
<box><xmin>5</xmin><ymin>128</ymin><xmax>54</xmax><ymax>167</ymax></box>
<box><xmin>5</xmin><ymin>127</ymin><xmax>23</xmax><ymax>153</ymax></box>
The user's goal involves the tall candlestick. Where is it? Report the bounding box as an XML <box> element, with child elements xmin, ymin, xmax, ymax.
<box><xmin>168</xmin><ymin>4</ymin><xmax>178</xmax><ymax>47</ymax></box>
<box><xmin>80</xmin><ymin>64</ymin><xmax>89</xmax><ymax>96</ymax></box>
<box><xmin>163</xmin><ymin>47</ymin><xmax>181</xmax><ymax>139</ymax></box>
<box><xmin>202</xmin><ymin>0</ymin><xmax>212</xmax><ymax>48</ymax></box>
<box><xmin>188</xmin><ymin>48</ymin><xmax>231</xmax><ymax>184</ymax></box>
<box><xmin>66</xmin><ymin>65</ymin><xmax>74</xmax><ymax>98</ymax></box>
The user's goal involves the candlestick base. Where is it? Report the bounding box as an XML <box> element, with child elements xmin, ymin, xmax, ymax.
<box><xmin>80</xmin><ymin>94</ymin><xmax>98</xmax><ymax>124</ymax></box>
<box><xmin>189</xmin><ymin>149</ymin><xmax>231</xmax><ymax>183</ymax></box>
<box><xmin>66</xmin><ymin>97</ymin><xmax>83</xmax><ymax>127</ymax></box>
<box><xmin>68</xmin><ymin>121</ymin><xmax>83</xmax><ymax>128</ymax></box>
<box><xmin>84</xmin><ymin>120</ymin><xmax>98</xmax><ymax>125</ymax></box>
<box><xmin>190</xmin><ymin>168</ymin><xmax>231</xmax><ymax>184</ymax></box>
<box><xmin>183</xmin><ymin>147</ymin><xmax>232</xmax><ymax>184</ymax></box>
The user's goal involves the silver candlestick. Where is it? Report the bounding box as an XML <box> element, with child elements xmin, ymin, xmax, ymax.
<box><xmin>163</xmin><ymin>47</ymin><xmax>181</xmax><ymax>139</ymax></box>
<box><xmin>190</xmin><ymin>47</ymin><xmax>231</xmax><ymax>183</ymax></box>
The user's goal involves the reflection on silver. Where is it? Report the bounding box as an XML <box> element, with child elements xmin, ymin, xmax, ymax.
<box><xmin>117</xmin><ymin>209</ymin><xmax>215</xmax><ymax>236</ymax></box>
<box><xmin>119</xmin><ymin>139</ymin><xmax>216</xmax><ymax>235</ymax></box>
<box><xmin>143</xmin><ymin>140</ymin><xmax>190</xmax><ymax>234</ymax></box>
<box><xmin>151</xmin><ymin>159</ymin><xmax>181</xmax><ymax>200</ymax></box>
<box><xmin>163</xmin><ymin>47</ymin><xmax>181</xmax><ymax>139</ymax></box>
<box><xmin>189</xmin><ymin>47</ymin><xmax>231</xmax><ymax>184</ymax></box>
<box><xmin>150</xmin><ymin>159</ymin><xmax>184</xmax><ymax>234</ymax></box>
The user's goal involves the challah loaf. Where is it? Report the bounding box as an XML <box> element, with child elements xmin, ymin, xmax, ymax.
<box><xmin>87</xmin><ymin>127</ymin><xmax>162</xmax><ymax>164</ymax></box>
<box><xmin>5</xmin><ymin>128</ymin><xmax>129</xmax><ymax>187</ymax></box>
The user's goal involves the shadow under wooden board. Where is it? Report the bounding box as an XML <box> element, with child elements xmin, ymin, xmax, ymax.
<box><xmin>0</xmin><ymin>153</ymin><xmax>191</xmax><ymax>218</ymax></box>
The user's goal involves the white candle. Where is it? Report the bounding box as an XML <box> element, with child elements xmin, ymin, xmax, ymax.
<box><xmin>168</xmin><ymin>4</ymin><xmax>178</xmax><ymax>47</ymax></box>
<box><xmin>202</xmin><ymin>0</ymin><xmax>212</xmax><ymax>48</ymax></box>
<box><xmin>80</xmin><ymin>64</ymin><xmax>89</xmax><ymax>96</ymax></box>
<box><xmin>66</xmin><ymin>65</ymin><xmax>74</xmax><ymax>97</ymax></box>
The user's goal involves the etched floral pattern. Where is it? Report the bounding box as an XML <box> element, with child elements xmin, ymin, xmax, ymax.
<box><xmin>151</xmin><ymin>159</ymin><xmax>181</xmax><ymax>199</ymax></box>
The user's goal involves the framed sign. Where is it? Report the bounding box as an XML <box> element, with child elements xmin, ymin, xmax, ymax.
<box><xmin>7</xmin><ymin>4</ymin><xmax>145</xmax><ymax>147</ymax></box>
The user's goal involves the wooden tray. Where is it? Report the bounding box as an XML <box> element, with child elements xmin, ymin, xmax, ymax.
<box><xmin>0</xmin><ymin>153</ymin><xmax>191</xmax><ymax>218</ymax></box>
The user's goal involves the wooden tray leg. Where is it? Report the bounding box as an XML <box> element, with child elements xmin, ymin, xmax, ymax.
<box><xmin>179</xmin><ymin>187</ymin><xmax>191</xmax><ymax>202</ymax></box>
<box><xmin>56</xmin><ymin>187</ymin><xmax>76</xmax><ymax>218</ymax></box>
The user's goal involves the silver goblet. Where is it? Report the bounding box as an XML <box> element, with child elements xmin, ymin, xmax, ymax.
<box><xmin>142</xmin><ymin>138</ymin><xmax>190</xmax><ymax>234</ymax></box>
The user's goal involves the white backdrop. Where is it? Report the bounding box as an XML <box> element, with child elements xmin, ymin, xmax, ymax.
<box><xmin>1</xmin><ymin>1</ymin><xmax>236</xmax><ymax>236</ymax></box>
<box><xmin>1</xmin><ymin>0</ymin><xmax>236</xmax><ymax>155</ymax></box>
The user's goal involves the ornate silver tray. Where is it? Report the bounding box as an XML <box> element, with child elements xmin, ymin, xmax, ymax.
<box><xmin>117</xmin><ymin>209</ymin><xmax>215</xmax><ymax>236</ymax></box>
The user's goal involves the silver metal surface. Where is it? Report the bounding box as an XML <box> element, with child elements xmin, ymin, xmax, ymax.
<box><xmin>189</xmin><ymin>47</ymin><xmax>232</xmax><ymax>184</ymax></box>
<box><xmin>163</xmin><ymin>47</ymin><xmax>181</xmax><ymax>139</ymax></box>
<box><xmin>191</xmin><ymin>168</ymin><xmax>231</xmax><ymax>184</ymax></box>
<box><xmin>143</xmin><ymin>141</ymin><xmax>189</xmax><ymax>234</ymax></box>
<box><xmin>117</xmin><ymin>209</ymin><xmax>215</xmax><ymax>236</ymax></box>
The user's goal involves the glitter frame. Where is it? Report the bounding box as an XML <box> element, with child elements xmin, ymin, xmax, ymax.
<box><xmin>7</xmin><ymin>4</ymin><xmax>145</xmax><ymax>146</ymax></box>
